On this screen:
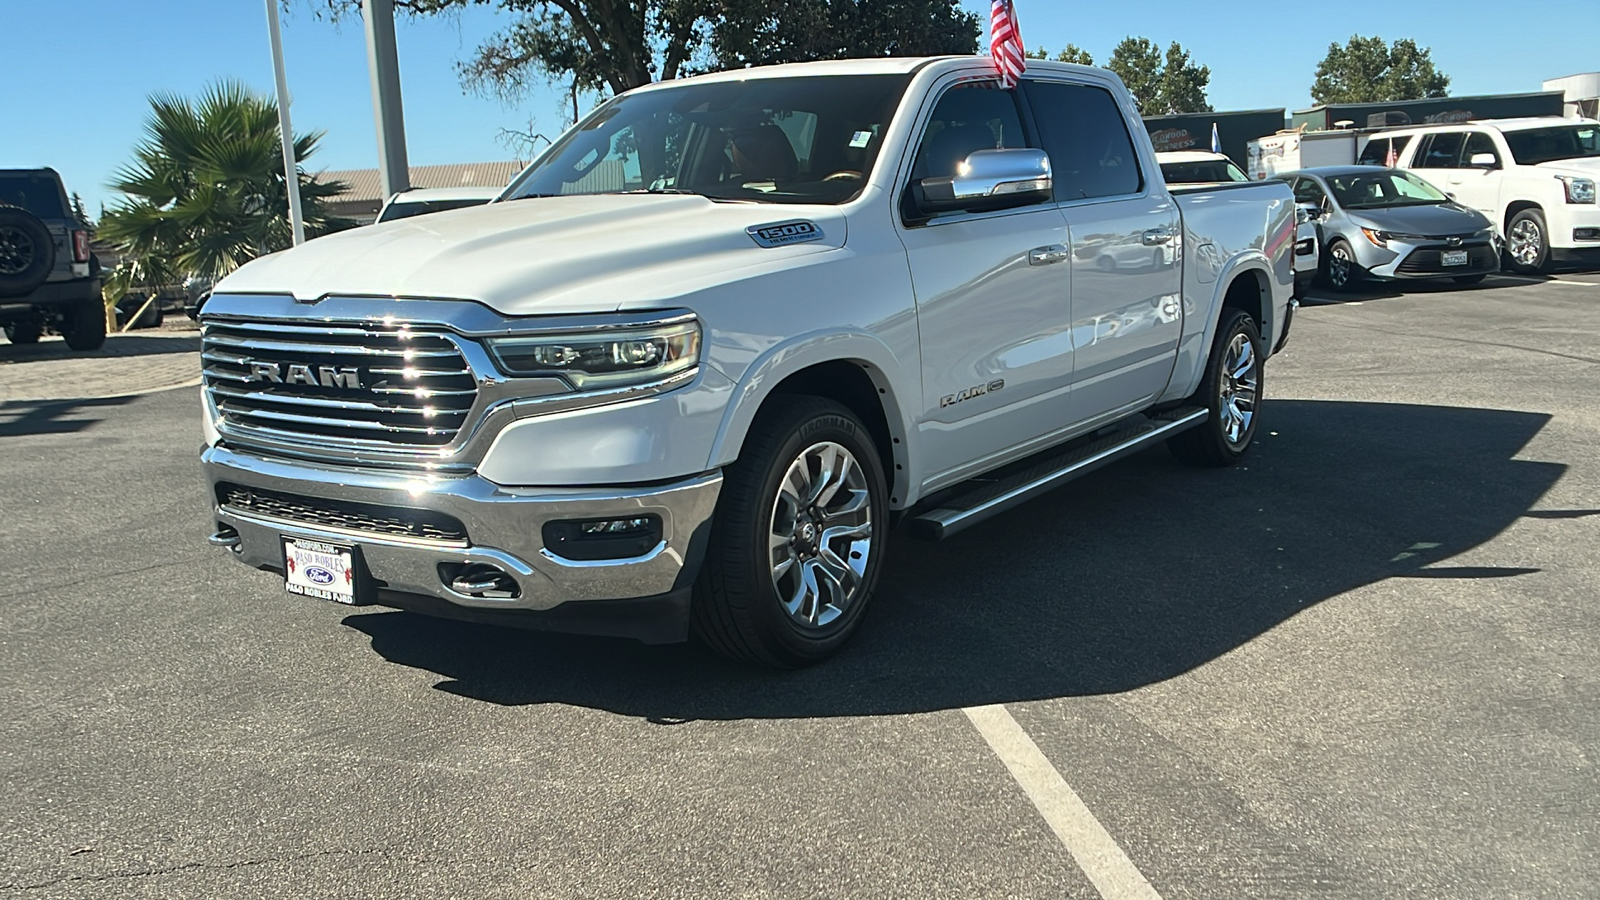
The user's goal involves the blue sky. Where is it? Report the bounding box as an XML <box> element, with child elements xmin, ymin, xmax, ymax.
<box><xmin>3</xmin><ymin>0</ymin><xmax>1592</xmax><ymax>214</ymax></box>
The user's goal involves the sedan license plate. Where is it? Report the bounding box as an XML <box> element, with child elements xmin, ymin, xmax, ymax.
<box><xmin>1442</xmin><ymin>250</ymin><xmax>1469</xmax><ymax>267</ymax></box>
<box><xmin>282</xmin><ymin>537</ymin><xmax>360</xmax><ymax>604</ymax></box>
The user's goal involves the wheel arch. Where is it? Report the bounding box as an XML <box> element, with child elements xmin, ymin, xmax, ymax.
<box><xmin>708</xmin><ymin>333</ymin><xmax>914</xmax><ymax>508</ymax></box>
<box><xmin>1504</xmin><ymin>200</ymin><xmax>1543</xmax><ymax>232</ymax></box>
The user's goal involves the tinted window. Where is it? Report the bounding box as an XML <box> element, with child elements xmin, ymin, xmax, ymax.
<box><xmin>0</xmin><ymin>173</ymin><xmax>66</xmax><ymax>217</ymax></box>
<box><xmin>1292</xmin><ymin>177</ymin><xmax>1328</xmax><ymax>207</ymax></box>
<box><xmin>1160</xmin><ymin>160</ymin><xmax>1249</xmax><ymax>184</ymax></box>
<box><xmin>1025</xmin><ymin>80</ymin><xmax>1144</xmax><ymax>200</ymax></box>
<box><xmin>1357</xmin><ymin>138</ymin><xmax>1388</xmax><ymax>166</ymax></box>
<box><xmin>1502</xmin><ymin>124</ymin><xmax>1600</xmax><ymax>165</ymax></box>
<box><xmin>503</xmin><ymin>74</ymin><xmax>911</xmax><ymax>205</ymax></box>
<box><xmin>1326</xmin><ymin>170</ymin><xmax>1449</xmax><ymax>208</ymax></box>
<box><xmin>1416</xmin><ymin>132</ymin><xmax>1465</xmax><ymax>168</ymax></box>
<box><xmin>1462</xmin><ymin>132</ymin><xmax>1499</xmax><ymax>166</ymax></box>
<box><xmin>909</xmin><ymin>83</ymin><xmax>1030</xmax><ymax>182</ymax></box>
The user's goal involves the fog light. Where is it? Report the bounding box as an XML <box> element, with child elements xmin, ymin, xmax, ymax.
<box><xmin>544</xmin><ymin>515</ymin><xmax>664</xmax><ymax>562</ymax></box>
<box><xmin>1574</xmin><ymin>228</ymin><xmax>1600</xmax><ymax>242</ymax></box>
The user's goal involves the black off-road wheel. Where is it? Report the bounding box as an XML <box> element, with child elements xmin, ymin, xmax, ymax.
<box><xmin>61</xmin><ymin>298</ymin><xmax>107</xmax><ymax>351</ymax></box>
<box><xmin>4</xmin><ymin>320</ymin><xmax>43</xmax><ymax>345</ymax></box>
<box><xmin>692</xmin><ymin>396</ymin><xmax>889</xmax><ymax>668</ymax></box>
<box><xmin>0</xmin><ymin>205</ymin><xmax>55</xmax><ymax>298</ymax></box>
<box><xmin>1169</xmin><ymin>309</ymin><xmax>1263</xmax><ymax>467</ymax></box>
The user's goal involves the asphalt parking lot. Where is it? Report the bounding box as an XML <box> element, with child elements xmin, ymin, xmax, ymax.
<box><xmin>2</xmin><ymin>272</ymin><xmax>1597</xmax><ymax>899</ymax></box>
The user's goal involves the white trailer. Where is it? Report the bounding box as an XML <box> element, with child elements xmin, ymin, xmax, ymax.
<box><xmin>1248</xmin><ymin>130</ymin><xmax>1357</xmax><ymax>179</ymax></box>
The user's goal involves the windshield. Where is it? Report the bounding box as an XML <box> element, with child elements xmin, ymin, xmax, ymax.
<box><xmin>1327</xmin><ymin>170</ymin><xmax>1449</xmax><ymax>209</ymax></box>
<box><xmin>1503</xmin><ymin>124</ymin><xmax>1600</xmax><ymax>165</ymax></box>
<box><xmin>503</xmin><ymin>74</ymin><xmax>912</xmax><ymax>205</ymax></box>
<box><xmin>1160</xmin><ymin>160</ymin><xmax>1249</xmax><ymax>185</ymax></box>
<box><xmin>377</xmin><ymin>197</ymin><xmax>491</xmax><ymax>222</ymax></box>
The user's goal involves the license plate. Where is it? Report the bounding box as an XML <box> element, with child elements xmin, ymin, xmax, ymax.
<box><xmin>282</xmin><ymin>537</ymin><xmax>360</xmax><ymax>605</ymax></box>
<box><xmin>1442</xmin><ymin>250</ymin><xmax>1469</xmax><ymax>267</ymax></box>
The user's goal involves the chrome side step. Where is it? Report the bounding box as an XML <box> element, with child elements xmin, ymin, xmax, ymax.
<box><xmin>904</xmin><ymin>406</ymin><xmax>1208</xmax><ymax>541</ymax></box>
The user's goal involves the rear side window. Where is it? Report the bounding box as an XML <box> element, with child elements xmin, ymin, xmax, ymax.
<box><xmin>1024</xmin><ymin>80</ymin><xmax>1144</xmax><ymax>201</ymax></box>
<box><xmin>0</xmin><ymin>173</ymin><xmax>67</xmax><ymax>217</ymax></box>
<box><xmin>1415</xmin><ymin>132</ymin><xmax>1465</xmax><ymax>168</ymax></box>
<box><xmin>1358</xmin><ymin>135</ymin><xmax>1412</xmax><ymax>166</ymax></box>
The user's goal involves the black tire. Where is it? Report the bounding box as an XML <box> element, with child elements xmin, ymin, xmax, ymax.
<box><xmin>1322</xmin><ymin>238</ymin><xmax>1364</xmax><ymax>292</ymax></box>
<box><xmin>1169</xmin><ymin>308</ymin><xmax>1264</xmax><ymax>467</ymax></box>
<box><xmin>692</xmin><ymin>396</ymin><xmax>889</xmax><ymax>668</ymax></box>
<box><xmin>61</xmin><ymin>298</ymin><xmax>107</xmax><ymax>351</ymax></box>
<box><xmin>4</xmin><ymin>320</ymin><xmax>43</xmax><ymax>345</ymax></box>
<box><xmin>0</xmin><ymin>205</ymin><xmax>56</xmax><ymax>298</ymax></box>
<box><xmin>1505</xmin><ymin>208</ymin><xmax>1552</xmax><ymax>274</ymax></box>
<box><xmin>1452</xmin><ymin>273</ymin><xmax>1488</xmax><ymax>285</ymax></box>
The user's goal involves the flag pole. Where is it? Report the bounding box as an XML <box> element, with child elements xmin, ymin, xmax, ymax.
<box><xmin>265</xmin><ymin>0</ymin><xmax>306</xmax><ymax>246</ymax></box>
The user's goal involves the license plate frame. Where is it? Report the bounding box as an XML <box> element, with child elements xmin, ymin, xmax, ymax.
<box><xmin>1441</xmin><ymin>249</ymin><xmax>1469</xmax><ymax>267</ymax></box>
<box><xmin>281</xmin><ymin>537</ymin><xmax>367</xmax><ymax>605</ymax></box>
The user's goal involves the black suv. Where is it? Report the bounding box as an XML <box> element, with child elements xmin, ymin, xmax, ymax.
<box><xmin>0</xmin><ymin>168</ymin><xmax>105</xmax><ymax>350</ymax></box>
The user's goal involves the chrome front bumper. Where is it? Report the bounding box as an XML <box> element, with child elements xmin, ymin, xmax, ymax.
<box><xmin>203</xmin><ymin>445</ymin><xmax>721</xmax><ymax>640</ymax></box>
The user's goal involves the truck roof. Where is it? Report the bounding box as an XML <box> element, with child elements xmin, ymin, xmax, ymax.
<box><xmin>626</xmin><ymin>57</ymin><xmax>1100</xmax><ymax>93</ymax></box>
<box><xmin>1372</xmin><ymin>116</ymin><xmax>1598</xmax><ymax>137</ymax></box>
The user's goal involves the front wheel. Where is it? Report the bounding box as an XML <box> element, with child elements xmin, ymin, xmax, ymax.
<box><xmin>1323</xmin><ymin>238</ymin><xmax>1364</xmax><ymax>292</ymax></box>
<box><xmin>1505</xmin><ymin>208</ymin><xmax>1551</xmax><ymax>274</ymax></box>
<box><xmin>1169</xmin><ymin>309</ymin><xmax>1263</xmax><ymax>467</ymax></box>
<box><xmin>692</xmin><ymin>397</ymin><xmax>888</xmax><ymax>667</ymax></box>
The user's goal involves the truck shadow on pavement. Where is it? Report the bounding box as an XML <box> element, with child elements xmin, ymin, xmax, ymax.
<box><xmin>345</xmin><ymin>399</ymin><xmax>1563</xmax><ymax>718</ymax></box>
<box><xmin>0</xmin><ymin>396</ymin><xmax>135</xmax><ymax>437</ymax></box>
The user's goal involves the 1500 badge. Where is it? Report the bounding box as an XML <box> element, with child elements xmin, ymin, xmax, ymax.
<box><xmin>747</xmin><ymin>220</ymin><xmax>824</xmax><ymax>248</ymax></box>
<box><xmin>940</xmin><ymin>379</ymin><xmax>1005</xmax><ymax>408</ymax></box>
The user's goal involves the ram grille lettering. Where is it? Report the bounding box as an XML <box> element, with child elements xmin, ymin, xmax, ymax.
<box><xmin>244</xmin><ymin>361</ymin><xmax>363</xmax><ymax>389</ymax></box>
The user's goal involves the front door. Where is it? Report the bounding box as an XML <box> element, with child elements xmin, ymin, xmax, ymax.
<box><xmin>897</xmin><ymin>80</ymin><xmax>1076</xmax><ymax>487</ymax></box>
<box><xmin>1441</xmin><ymin>131</ymin><xmax>1505</xmax><ymax>221</ymax></box>
<box><xmin>1023</xmin><ymin>77</ymin><xmax>1183</xmax><ymax>423</ymax></box>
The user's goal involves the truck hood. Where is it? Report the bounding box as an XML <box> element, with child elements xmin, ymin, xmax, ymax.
<box><xmin>216</xmin><ymin>194</ymin><xmax>847</xmax><ymax>315</ymax></box>
<box><xmin>1534</xmin><ymin>157</ymin><xmax>1600</xmax><ymax>179</ymax></box>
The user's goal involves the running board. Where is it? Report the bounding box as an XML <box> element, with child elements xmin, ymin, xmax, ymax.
<box><xmin>904</xmin><ymin>406</ymin><xmax>1209</xmax><ymax>541</ymax></box>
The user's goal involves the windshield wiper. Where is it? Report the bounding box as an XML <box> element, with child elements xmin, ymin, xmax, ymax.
<box><xmin>508</xmin><ymin>193</ymin><xmax>560</xmax><ymax>201</ymax></box>
<box><xmin>622</xmin><ymin>188</ymin><xmax>702</xmax><ymax>196</ymax></box>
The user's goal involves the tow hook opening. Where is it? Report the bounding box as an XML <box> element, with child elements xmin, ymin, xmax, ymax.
<box><xmin>208</xmin><ymin>525</ymin><xmax>241</xmax><ymax>552</ymax></box>
<box><xmin>440</xmin><ymin>563</ymin><xmax>522</xmax><ymax>600</ymax></box>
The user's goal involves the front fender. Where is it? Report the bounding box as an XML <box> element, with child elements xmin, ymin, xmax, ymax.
<box><xmin>706</xmin><ymin>330</ymin><xmax>918</xmax><ymax>507</ymax></box>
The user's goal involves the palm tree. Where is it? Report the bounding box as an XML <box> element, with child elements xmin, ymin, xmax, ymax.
<box><xmin>98</xmin><ymin>81</ymin><xmax>353</xmax><ymax>305</ymax></box>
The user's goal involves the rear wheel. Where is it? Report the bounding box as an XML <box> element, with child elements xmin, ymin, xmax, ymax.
<box><xmin>61</xmin><ymin>298</ymin><xmax>106</xmax><ymax>351</ymax></box>
<box><xmin>692</xmin><ymin>397</ymin><xmax>888</xmax><ymax>667</ymax></box>
<box><xmin>4</xmin><ymin>320</ymin><xmax>42</xmax><ymax>345</ymax></box>
<box><xmin>1169</xmin><ymin>309</ymin><xmax>1263</xmax><ymax>467</ymax></box>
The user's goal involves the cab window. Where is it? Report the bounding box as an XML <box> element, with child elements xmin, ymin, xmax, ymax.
<box><xmin>1291</xmin><ymin>177</ymin><xmax>1328</xmax><ymax>208</ymax></box>
<box><xmin>1462</xmin><ymin>132</ymin><xmax>1500</xmax><ymax>167</ymax></box>
<box><xmin>909</xmin><ymin>83</ymin><xmax>1030</xmax><ymax>183</ymax></box>
<box><xmin>1023</xmin><ymin>80</ymin><xmax>1144</xmax><ymax>201</ymax></box>
<box><xmin>1415</xmin><ymin>132</ymin><xmax>1465</xmax><ymax>168</ymax></box>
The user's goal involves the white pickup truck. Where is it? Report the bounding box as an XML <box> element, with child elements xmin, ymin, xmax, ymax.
<box><xmin>201</xmin><ymin>58</ymin><xmax>1295</xmax><ymax>667</ymax></box>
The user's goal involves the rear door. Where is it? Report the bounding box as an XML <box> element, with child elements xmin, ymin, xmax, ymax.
<box><xmin>1023</xmin><ymin>76</ymin><xmax>1183</xmax><ymax>424</ymax></box>
<box><xmin>895</xmin><ymin>79</ymin><xmax>1077</xmax><ymax>487</ymax></box>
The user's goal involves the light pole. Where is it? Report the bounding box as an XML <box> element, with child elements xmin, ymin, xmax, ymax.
<box><xmin>363</xmin><ymin>0</ymin><xmax>410</xmax><ymax>200</ymax></box>
<box><xmin>264</xmin><ymin>0</ymin><xmax>306</xmax><ymax>246</ymax></box>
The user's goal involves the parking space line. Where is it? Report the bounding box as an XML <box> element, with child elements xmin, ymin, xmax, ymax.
<box><xmin>963</xmin><ymin>704</ymin><xmax>1164</xmax><ymax>900</ymax></box>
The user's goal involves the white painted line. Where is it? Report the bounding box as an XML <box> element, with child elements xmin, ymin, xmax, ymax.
<box><xmin>963</xmin><ymin>704</ymin><xmax>1164</xmax><ymax>900</ymax></box>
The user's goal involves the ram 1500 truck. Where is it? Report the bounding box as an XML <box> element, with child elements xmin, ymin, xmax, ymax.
<box><xmin>201</xmin><ymin>58</ymin><xmax>1296</xmax><ymax>667</ymax></box>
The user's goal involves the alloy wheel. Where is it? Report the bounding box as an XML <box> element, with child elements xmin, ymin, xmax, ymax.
<box><xmin>0</xmin><ymin>225</ymin><xmax>34</xmax><ymax>276</ymax></box>
<box><xmin>1509</xmin><ymin>218</ymin><xmax>1543</xmax><ymax>267</ymax></box>
<box><xmin>1218</xmin><ymin>332</ymin><xmax>1259</xmax><ymax>448</ymax></box>
<box><xmin>768</xmin><ymin>441</ymin><xmax>874</xmax><ymax>629</ymax></box>
<box><xmin>1328</xmin><ymin>245</ymin><xmax>1352</xmax><ymax>288</ymax></box>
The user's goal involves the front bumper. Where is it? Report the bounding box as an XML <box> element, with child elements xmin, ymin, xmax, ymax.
<box><xmin>203</xmin><ymin>445</ymin><xmax>721</xmax><ymax>643</ymax></box>
<box><xmin>1360</xmin><ymin>239</ymin><xmax>1499</xmax><ymax>281</ymax></box>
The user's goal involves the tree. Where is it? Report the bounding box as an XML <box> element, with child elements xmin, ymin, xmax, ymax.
<box><xmin>314</xmin><ymin>1</ymin><xmax>977</xmax><ymax>101</ymax></box>
<box><xmin>70</xmin><ymin>192</ymin><xmax>94</xmax><ymax>235</ymax></box>
<box><xmin>1311</xmin><ymin>36</ymin><xmax>1449</xmax><ymax>105</ymax></box>
<box><xmin>1026</xmin><ymin>44</ymin><xmax>1093</xmax><ymax>66</ymax></box>
<box><xmin>97</xmin><ymin>81</ymin><xmax>351</xmax><ymax>301</ymax></box>
<box><xmin>1105</xmin><ymin>37</ymin><xmax>1209</xmax><ymax>115</ymax></box>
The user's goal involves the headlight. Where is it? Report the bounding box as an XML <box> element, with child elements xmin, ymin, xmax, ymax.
<box><xmin>1361</xmin><ymin>228</ymin><xmax>1392</xmax><ymax>247</ymax></box>
<box><xmin>1559</xmin><ymin>175</ymin><xmax>1597</xmax><ymax>204</ymax></box>
<box><xmin>486</xmin><ymin>319</ymin><xmax>701</xmax><ymax>389</ymax></box>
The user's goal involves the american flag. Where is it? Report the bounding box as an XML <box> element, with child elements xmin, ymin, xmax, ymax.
<box><xmin>990</xmin><ymin>0</ymin><xmax>1025</xmax><ymax>89</ymax></box>
<box><xmin>1384</xmin><ymin>142</ymin><xmax>1399</xmax><ymax>167</ymax></box>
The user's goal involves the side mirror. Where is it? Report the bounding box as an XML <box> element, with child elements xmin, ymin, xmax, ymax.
<box><xmin>914</xmin><ymin>148</ymin><xmax>1052</xmax><ymax>217</ymax></box>
<box><xmin>1468</xmin><ymin>152</ymin><xmax>1500</xmax><ymax>170</ymax></box>
<box><xmin>1295</xmin><ymin>202</ymin><xmax>1322</xmax><ymax>224</ymax></box>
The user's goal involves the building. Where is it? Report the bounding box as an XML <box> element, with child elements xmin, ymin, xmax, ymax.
<box><xmin>1141</xmin><ymin>109</ymin><xmax>1286</xmax><ymax>168</ymax></box>
<box><xmin>1543</xmin><ymin>73</ymin><xmax>1600</xmax><ymax>119</ymax></box>
<box><xmin>319</xmin><ymin>161</ymin><xmax>526</xmax><ymax>225</ymax></box>
<box><xmin>1290</xmin><ymin>91</ymin><xmax>1565</xmax><ymax>133</ymax></box>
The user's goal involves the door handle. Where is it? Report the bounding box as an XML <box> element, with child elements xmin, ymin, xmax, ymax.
<box><xmin>1028</xmin><ymin>244</ymin><xmax>1070</xmax><ymax>266</ymax></box>
<box><xmin>1141</xmin><ymin>227</ymin><xmax>1173</xmax><ymax>246</ymax></box>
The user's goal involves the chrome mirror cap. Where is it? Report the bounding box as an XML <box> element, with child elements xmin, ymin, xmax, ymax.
<box><xmin>915</xmin><ymin>148</ymin><xmax>1053</xmax><ymax>217</ymax></box>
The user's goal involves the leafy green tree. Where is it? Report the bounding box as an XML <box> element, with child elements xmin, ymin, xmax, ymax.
<box><xmin>314</xmin><ymin>0</ymin><xmax>976</xmax><ymax>101</ymax></box>
<box><xmin>97</xmin><ymin>81</ymin><xmax>351</xmax><ymax>301</ymax></box>
<box><xmin>1026</xmin><ymin>44</ymin><xmax>1093</xmax><ymax>65</ymax></box>
<box><xmin>1106</xmin><ymin>37</ymin><xmax>1211</xmax><ymax>114</ymax></box>
<box><xmin>1311</xmin><ymin>36</ymin><xmax>1450</xmax><ymax>104</ymax></box>
<box><xmin>70</xmin><ymin>192</ymin><xmax>94</xmax><ymax>235</ymax></box>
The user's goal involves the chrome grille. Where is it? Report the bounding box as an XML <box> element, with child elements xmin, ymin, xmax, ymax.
<box><xmin>202</xmin><ymin>320</ymin><xmax>478</xmax><ymax>448</ymax></box>
<box><xmin>218</xmin><ymin>484</ymin><xmax>468</xmax><ymax>544</ymax></box>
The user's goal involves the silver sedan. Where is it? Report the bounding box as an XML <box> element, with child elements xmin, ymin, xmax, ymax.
<box><xmin>1286</xmin><ymin>167</ymin><xmax>1500</xmax><ymax>291</ymax></box>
